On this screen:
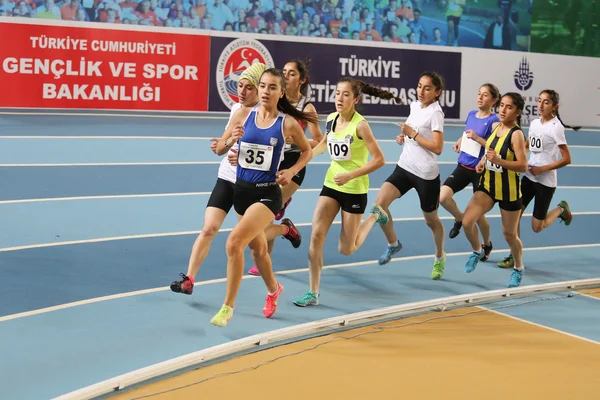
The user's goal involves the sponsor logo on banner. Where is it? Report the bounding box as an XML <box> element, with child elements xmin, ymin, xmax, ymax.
<box><xmin>0</xmin><ymin>22</ymin><xmax>210</xmax><ymax>111</ymax></box>
<box><xmin>209</xmin><ymin>35</ymin><xmax>462</xmax><ymax>118</ymax></box>
<box><xmin>513</xmin><ymin>57</ymin><xmax>534</xmax><ymax>91</ymax></box>
<box><xmin>461</xmin><ymin>48</ymin><xmax>600</xmax><ymax>126</ymax></box>
<box><xmin>216</xmin><ymin>38</ymin><xmax>275</xmax><ymax>109</ymax></box>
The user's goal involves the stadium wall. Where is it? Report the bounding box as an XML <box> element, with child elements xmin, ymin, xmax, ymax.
<box><xmin>0</xmin><ymin>17</ymin><xmax>598</xmax><ymax>127</ymax></box>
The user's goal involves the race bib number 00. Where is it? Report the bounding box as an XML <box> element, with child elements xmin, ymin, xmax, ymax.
<box><xmin>239</xmin><ymin>142</ymin><xmax>273</xmax><ymax>171</ymax></box>
<box><xmin>328</xmin><ymin>137</ymin><xmax>352</xmax><ymax>161</ymax></box>
<box><xmin>529</xmin><ymin>135</ymin><xmax>543</xmax><ymax>153</ymax></box>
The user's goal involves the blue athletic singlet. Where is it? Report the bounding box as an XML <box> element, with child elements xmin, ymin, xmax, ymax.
<box><xmin>236</xmin><ymin>109</ymin><xmax>286</xmax><ymax>183</ymax></box>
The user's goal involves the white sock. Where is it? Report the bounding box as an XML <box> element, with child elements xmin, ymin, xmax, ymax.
<box><xmin>389</xmin><ymin>240</ymin><xmax>399</xmax><ymax>247</ymax></box>
<box><xmin>434</xmin><ymin>253</ymin><xmax>445</xmax><ymax>262</ymax></box>
<box><xmin>514</xmin><ymin>266</ymin><xmax>524</xmax><ymax>271</ymax></box>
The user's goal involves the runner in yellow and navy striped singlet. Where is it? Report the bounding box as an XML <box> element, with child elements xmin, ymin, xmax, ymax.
<box><xmin>293</xmin><ymin>78</ymin><xmax>402</xmax><ymax>308</ymax></box>
<box><xmin>461</xmin><ymin>93</ymin><xmax>529</xmax><ymax>289</ymax></box>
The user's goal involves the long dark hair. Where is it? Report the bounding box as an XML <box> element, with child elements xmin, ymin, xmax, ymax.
<box><xmin>419</xmin><ymin>71</ymin><xmax>445</xmax><ymax>101</ymax></box>
<box><xmin>501</xmin><ymin>92</ymin><xmax>525</xmax><ymax>127</ymax></box>
<box><xmin>338</xmin><ymin>77</ymin><xmax>403</xmax><ymax>104</ymax></box>
<box><xmin>539</xmin><ymin>89</ymin><xmax>581</xmax><ymax>131</ymax></box>
<box><xmin>286</xmin><ymin>59</ymin><xmax>312</xmax><ymax>98</ymax></box>
<box><xmin>261</xmin><ymin>68</ymin><xmax>319</xmax><ymax>125</ymax></box>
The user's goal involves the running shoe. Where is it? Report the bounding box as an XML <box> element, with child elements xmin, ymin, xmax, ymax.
<box><xmin>275</xmin><ymin>197</ymin><xmax>292</xmax><ymax>221</ymax></box>
<box><xmin>263</xmin><ymin>282</ymin><xmax>284</xmax><ymax>318</ymax></box>
<box><xmin>170</xmin><ymin>273</ymin><xmax>194</xmax><ymax>295</ymax></box>
<box><xmin>248</xmin><ymin>266</ymin><xmax>260</xmax><ymax>276</ymax></box>
<box><xmin>507</xmin><ymin>268</ymin><xmax>523</xmax><ymax>288</ymax></box>
<box><xmin>431</xmin><ymin>253</ymin><xmax>446</xmax><ymax>280</ymax></box>
<box><xmin>497</xmin><ymin>254</ymin><xmax>514</xmax><ymax>269</ymax></box>
<box><xmin>480</xmin><ymin>242</ymin><xmax>493</xmax><ymax>262</ymax></box>
<box><xmin>370</xmin><ymin>204</ymin><xmax>389</xmax><ymax>225</ymax></box>
<box><xmin>378</xmin><ymin>241</ymin><xmax>403</xmax><ymax>265</ymax></box>
<box><xmin>558</xmin><ymin>200</ymin><xmax>572</xmax><ymax>226</ymax></box>
<box><xmin>293</xmin><ymin>291</ymin><xmax>319</xmax><ymax>307</ymax></box>
<box><xmin>210</xmin><ymin>304</ymin><xmax>234</xmax><ymax>327</ymax></box>
<box><xmin>282</xmin><ymin>218</ymin><xmax>302</xmax><ymax>248</ymax></box>
<box><xmin>449</xmin><ymin>220</ymin><xmax>462</xmax><ymax>239</ymax></box>
<box><xmin>465</xmin><ymin>249</ymin><xmax>484</xmax><ymax>273</ymax></box>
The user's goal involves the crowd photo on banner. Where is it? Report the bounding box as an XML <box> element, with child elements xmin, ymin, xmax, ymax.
<box><xmin>1</xmin><ymin>0</ymin><xmax>531</xmax><ymax>51</ymax></box>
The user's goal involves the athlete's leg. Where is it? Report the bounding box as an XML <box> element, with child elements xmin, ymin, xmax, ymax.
<box><xmin>293</xmin><ymin>196</ymin><xmax>339</xmax><ymax>307</ymax></box>
<box><xmin>462</xmin><ymin>191</ymin><xmax>495</xmax><ymax>273</ymax></box>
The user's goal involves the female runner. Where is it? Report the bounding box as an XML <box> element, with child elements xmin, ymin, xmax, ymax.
<box><xmin>293</xmin><ymin>77</ymin><xmax>399</xmax><ymax>307</ymax></box>
<box><xmin>210</xmin><ymin>68</ymin><xmax>317</xmax><ymax>327</ymax></box>
<box><xmin>440</xmin><ymin>83</ymin><xmax>500</xmax><ymax>263</ymax></box>
<box><xmin>497</xmin><ymin>89</ymin><xmax>576</xmax><ymax>268</ymax></box>
<box><xmin>461</xmin><ymin>92</ymin><xmax>528</xmax><ymax>288</ymax></box>
<box><xmin>169</xmin><ymin>63</ymin><xmax>268</xmax><ymax>295</ymax></box>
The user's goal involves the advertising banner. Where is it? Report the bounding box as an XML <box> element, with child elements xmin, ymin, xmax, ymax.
<box><xmin>460</xmin><ymin>49</ymin><xmax>600</xmax><ymax>127</ymax></box>
<box><xmin>0</xmin><ymin>22</ymin><xmax>210</xmax><ymax>111</ymax></box>
<box><xmin>208</xmin><ymin>36</ymin><xmax>462</xmax><ymax>119</ymax></box>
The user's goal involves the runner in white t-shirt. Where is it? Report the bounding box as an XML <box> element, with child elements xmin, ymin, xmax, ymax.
<box><xmin>169</xmin><ymin>63</ymin><xmax>268</xmax><ymax>296</ymax></box>
<box><xmin>498</xmin><ymin>89</ymin><xmax>578</xmax><ymax>269</ymax></box>
<box><xmin>374</xmin><ymin>72</ymin><xmax>448</xmax><ymax>279</ymax></box>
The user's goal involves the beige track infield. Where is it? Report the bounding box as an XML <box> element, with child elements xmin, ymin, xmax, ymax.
<box><xmin>111</xmin><ymin>306</ymin><xmax>600</xmax><ymax>400</ymax></box>
<box><xmin>579</xmin><ymin>289</ymin><xmax>600</xmax><ymax>299</ymax></box>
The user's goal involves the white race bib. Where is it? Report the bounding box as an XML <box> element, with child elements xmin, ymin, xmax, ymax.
<box><xmin>486</xmin><ymin>156</ymin><xmax>503</xmax><ymax>173</ymax></box>
<box><xmin>529</xmin><ymin>134</ymin><xmax>543</xmax><ymax>153</ymax></box>
<box><xmin>460</xmin><ymin>131</ymin><xmax>482</xmax><ymax>158</ymax></box>
<box><xmin>238</xmin><ymin>142</ymin><xmax>274</xmax><ymax>171</ymax></box>
<box><xmin>327</xmin><ymin>136</ymin><xmax>352</xmax><ymax>161</ymax></box>
<box><xmin>404</xmin><ymin>123</ymin><xmax>420</xmax><ymax>146</ymax></box>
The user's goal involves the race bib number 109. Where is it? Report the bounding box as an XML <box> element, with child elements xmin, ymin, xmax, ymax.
<box><xmin>328</xmin><ymin>137</ymin><xmax>352</xmax><ymax>161</ymax></box>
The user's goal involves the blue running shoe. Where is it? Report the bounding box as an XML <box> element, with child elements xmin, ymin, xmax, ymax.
<box><xmin>378</xmin><ymin>241</ymin><xmax>403</xmax><ymax>265</ymax></box>
<box><xmin>465</xmin><ymin>249</ymin><xmax>484</xmax><ymax>273</ymax></box>
<box><xmin>508</xmin><ymin>269</ymin><xmax>523</xmax><ymax>288</ymax></box>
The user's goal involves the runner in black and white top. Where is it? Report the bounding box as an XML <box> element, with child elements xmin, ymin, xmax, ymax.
<box><xmin>169</xmin><ymin>63</ymin><xmax>268</xmax><ymax>296</ymax></box>
<box><xmin>498</xmin><ymin>89</ymin><xmax>577</xmax><ymax>269</ymax></box>
<box><xmin>373</xmin><ymin>71</ymin><xmax>447</xmax><ymax>280</ymax></box>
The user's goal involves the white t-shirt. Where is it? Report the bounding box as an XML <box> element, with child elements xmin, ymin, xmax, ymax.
<box><xmin>217</xmin><ymin>103</ymin><xmax>242</xmax><ymax>183</ymax></box>
<box><xmin>398</xmin><ymin>100</ymin><xmax>445</xmax><ymax>180</ymax></box>
<box><xmin>525</xmin><ymin>116</ymin><xmax>567</xmax><ymax>188</ymax></box>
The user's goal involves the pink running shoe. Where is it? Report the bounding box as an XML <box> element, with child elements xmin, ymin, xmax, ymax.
<box><xmin>263</xmin><ymin>281</ymin><xmax>284</xmax><ymax>318</ymax></box>
<box><xmin>248</xmin><ymin>266</ymin><xmax>261</xmax><ymax>276</ymax></box>
<box><xmin>274</xmin><ymin>197</ymin><xmax>292</xmax><ymax>221</ymax></box>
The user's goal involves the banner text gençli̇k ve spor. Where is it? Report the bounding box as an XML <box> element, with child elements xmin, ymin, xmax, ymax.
<box><xmin>0</xmin><ymin>23</ymin><xmax>209</xmax><ymax>111</ymax></box>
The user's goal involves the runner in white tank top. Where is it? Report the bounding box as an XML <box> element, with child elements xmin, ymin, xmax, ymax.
<box><xmin>169</xmin><ymin>63</ymin><xmax>268</xmax><ymax>296</ymax></box>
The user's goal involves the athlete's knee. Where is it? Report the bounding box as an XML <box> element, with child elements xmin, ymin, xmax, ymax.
<box><xmin>310</xmin><ymin>229</ymin><xmax>327</xmax><ymax>248</ymax></box>
<box><xmin>249</xmin><ymin>240</ymin><xmax>268</xmax><ymax>259</ymax></box>
<box><xmin>338</xmin><ymin>241</ymin><xmax>356</xmax><ymax>256</ymax></box>
<box><xmin>531</xmin><ymin>220</ymin><xmax>545</xmax><ymax>233</ymax></box>
<box><xmin>439</xmin><ymin>188</ymin><xmax>453</xmax><ymax>205</ymax></box>
<box><xmin>225</xmin><ymin>233</ymin><xmax>246</xmax><ymax>256</ymax></box>
<box><xmin>200</xmin><ymin>223</ymin><xmax>220</xmax><ymax>239</ymax></box>
<box><xmin>502</xmin><ymin>229</ymin><xmax>518</xmax><ymax>243</ymax></box>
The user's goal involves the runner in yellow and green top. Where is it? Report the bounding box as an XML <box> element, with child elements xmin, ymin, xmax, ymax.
<box><xmin>293</xmin><ymin>78</ymin><xmax>402</xmax><ymax>307</ymax></box>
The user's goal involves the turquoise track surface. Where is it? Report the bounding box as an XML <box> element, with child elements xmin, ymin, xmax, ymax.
<box><xmin>0</xmin><ymin>111</ymin><xmax>598</xmax><ymax>399</ymax></box>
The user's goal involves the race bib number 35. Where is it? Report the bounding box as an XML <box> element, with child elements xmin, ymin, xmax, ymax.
<box><xmin>328</xmin><ymin>137</ymin><xmax>352</xmax><ymax>161</ymax></box>
<box><xmin>239</xmin><ymin>142</ymin><xmax>274</xmax><ymax>171</ymax></box>
<box><xmin>529</xmin><ymin>135</ymin><xmax>543</xmax><ymax>153</ymax></box>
